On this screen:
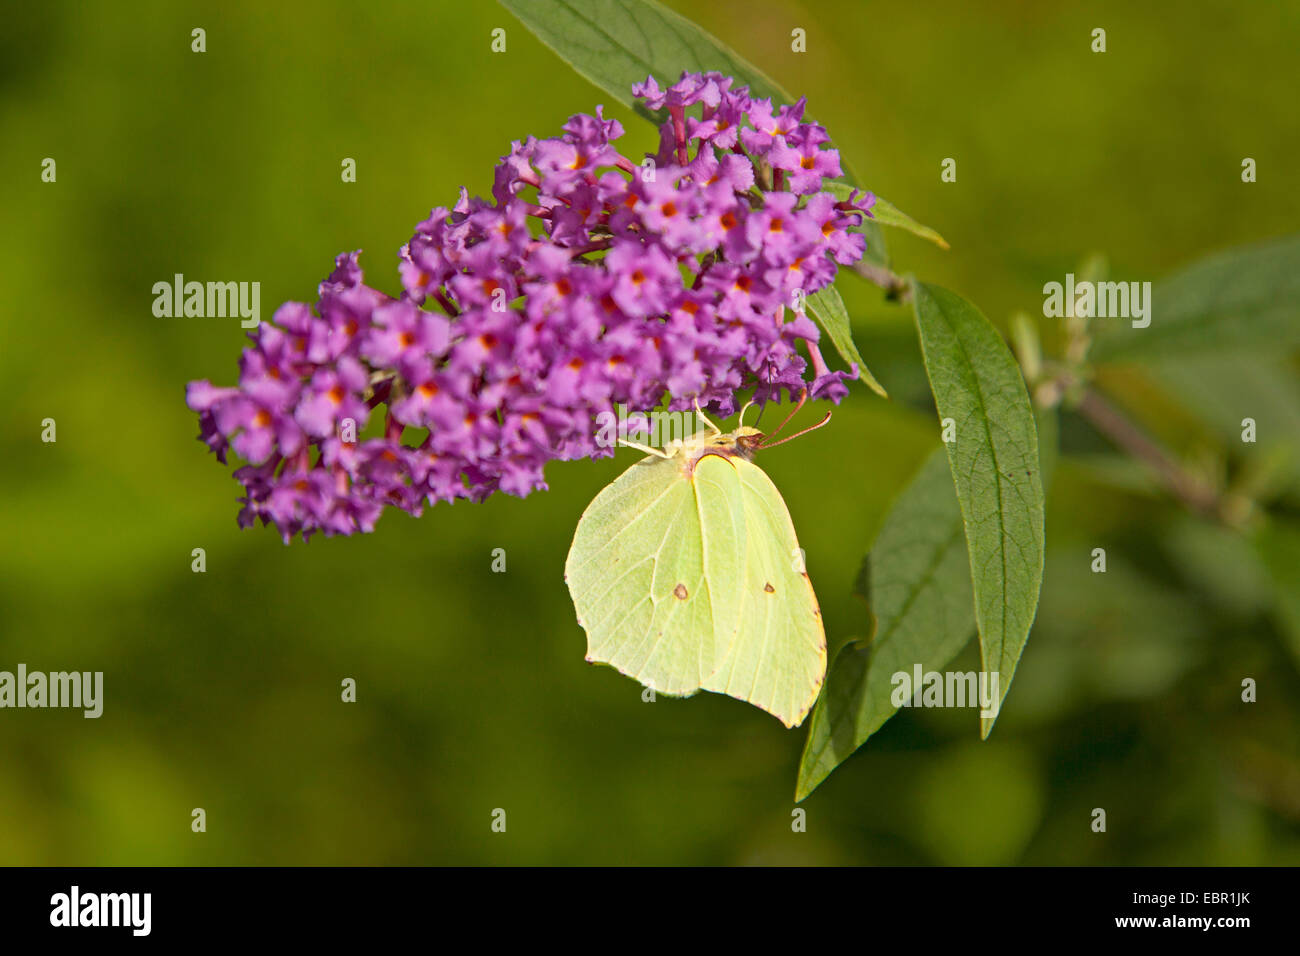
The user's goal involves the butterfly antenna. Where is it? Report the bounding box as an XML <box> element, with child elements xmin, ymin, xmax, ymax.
<box><xmin>759</xmin><ymin>409</ymin><xmax>832</xmax><ymax>449</ymax></box>
<box><xmin>760</xmin><ymin>388</ymin><xmax>808</xmax><ymax>444</ymax></box>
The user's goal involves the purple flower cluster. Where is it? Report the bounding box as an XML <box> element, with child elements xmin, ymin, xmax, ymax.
<box><xmin>187</xmin><ymin>71</ymin><xmax>875</xmax><ymax>542</ymax></box>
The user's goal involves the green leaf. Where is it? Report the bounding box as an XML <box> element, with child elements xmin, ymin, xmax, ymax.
<box><xmin>823</xmin><ymin>182</ymin><xmax>948</xmax><ymax>250</ymax></box>
<box><xmin>497</xmin><ymin>0</ymin><xmax>790</xmax><ymax>121</ymax></box>
<box><xmin>1149</xmin><ymin>352</ymin><xmax>1300</xmax><ymax>443</ymax></box>
<box><xmin>864</xmin><ymin>196</ymin><xmax>949</xmax><ymax>250</ymax></box>
<box><xmin>804</xmin><ymin>286</ymin><xmax>888</xmax><ymax>398</ymax></box>
<box><xmin>1145</xmin><ymin>351</ymin><xmax>1300</xmax><ymax>492</ymax></box>
<box><xmin>1090</xmin><ymin>233</ymin><xmax>1300</xmax><ymax>361</ymax></box>
<box><xmin>796</xmin><ymin>450</ymin><xmax>976</xmax><ymax>801</ymax></box>
<box><xmin>910</xmin><ymin>280</ymin><xmax>1045</xmax><ymax>737</ymax></box>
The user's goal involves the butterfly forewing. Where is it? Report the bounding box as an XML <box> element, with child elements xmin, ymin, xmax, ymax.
<box><xmin>565</xmin><ymin>453</ymin><xmax>746</xmax><ymax>696</ymax></box>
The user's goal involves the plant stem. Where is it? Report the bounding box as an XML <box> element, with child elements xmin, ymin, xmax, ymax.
<box><xmin>1074</xmin><ymin>387</ymin><xmax>1220</xmax><ymax>517</ymax></box>
<box><xmin>849</xmin><ymin>259</ymin><xmax>910</xmax><ymax>300</ymax></box>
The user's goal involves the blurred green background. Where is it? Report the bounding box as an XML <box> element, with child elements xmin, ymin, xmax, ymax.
<box><xmin>2</xmin><ymin>0</ymin><xmax>1298</xmax><ymax>865</ymax></box>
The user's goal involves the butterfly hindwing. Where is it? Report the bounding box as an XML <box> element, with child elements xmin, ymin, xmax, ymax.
<box><xmin>565</xmin><ymin>452</ymin><xmax>746</xmax><ymax>696</ymax></box>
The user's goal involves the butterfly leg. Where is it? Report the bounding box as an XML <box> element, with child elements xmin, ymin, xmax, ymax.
<box><xmin>617</xmin><ymin>438</ymin><xmax>673</xmax><ymax>459</ymax></box>
<box><xmin>693</xmin><ymin>400</ymin><xmax>723</xmax><ymax>437</ymax></box>
<box><xmin>736</xmin><ymin>399</ymin><xmax>756</xmax><ymax>429</ymax></box>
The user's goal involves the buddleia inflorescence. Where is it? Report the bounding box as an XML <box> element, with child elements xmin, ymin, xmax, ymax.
<box><xmin>186</xmin><ymin>70</ymin><xmax>876</xmax><ymax>542</ymax></box>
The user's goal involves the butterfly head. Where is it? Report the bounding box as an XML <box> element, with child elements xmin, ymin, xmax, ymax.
<box><xmin>679</xmin><ymin>390</ymin><xmax>830</xmax><ymax>467</ymax></box>
<box><xmin>731</xmin><ymin>426</ymin><xmax>765</xmax><ymax>455</ymax></box>
<box><xmin>683</xmin><ymin>425</ymin><xmax>762</xmax><ymax>461</ymax></box>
